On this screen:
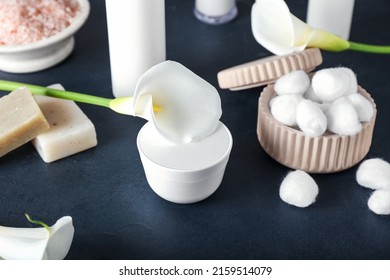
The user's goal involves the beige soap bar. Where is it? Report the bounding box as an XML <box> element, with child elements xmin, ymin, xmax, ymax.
<box><xmin>0</xmin><ymin>88</ymin><xmax>50</xmax><ymax>157</ymax></box>
<box><xmin>32</xmin><ymin>88</ymin><xmax>97</xmax><ymax>163</ymax></box>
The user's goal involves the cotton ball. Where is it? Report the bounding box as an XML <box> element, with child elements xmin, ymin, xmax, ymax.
<box><xmin>317</xmin><ymin>102</ymin><xmax>331</xmax><ymax>113</ymax></box>
<box><xmin>296</xmin><ymin>100</ymin><xmax>327</xmax><ymax>137</ymax></box>
<box><xmin>340</xmin><ymin>67</ymin><xmax>358</xmax><ymax>94</ymax></box>
<box><xmin>304</xmin><ymin>85</ymin><xmax>322</xmax><ymax>103</ymax></box>
<box><xmin>325</xmin><ymin>97</ymin><xmax>362</xmax><ymax>136</ymax></box>
<box><xmin>368</xmin><ymin>190</ymin><xmax>390</xmax><ymax>215</ymax></box>
<box><xmin>279</xmin><ymin>170</ymin><xmax>319</xmax><ymax>208</ymax></box>
<box><xmin>347</xmin><ymin>93</ymin><xmax>374</xmax><ymax>122</ymax></box>
<box><xmin>274</xmin><ymin>70</ymin><xmax>310</xmax><ymax>96</ymax></box>
<box><xmin>312</xmin><ymin>67</ymin><xmax>358</xmax><ymax>102</ymax></box>
<box><xmin>270</xmin><ymin>94</ymin><xmax>303</xmax><ymax>126</ymax></box>
<box><xmin>356</xmin><ymin>158</ymin><xmax>390</xmax><ymax>190</ymax></box>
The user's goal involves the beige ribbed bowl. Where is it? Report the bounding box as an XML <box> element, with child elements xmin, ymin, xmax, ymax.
<box><xmin>257</xmin><ymin>85</ymin><xmax>377</xmax><ymax>173</ymax></box>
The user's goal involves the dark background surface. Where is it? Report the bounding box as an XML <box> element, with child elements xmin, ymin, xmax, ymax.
<box><xmin>1</xmin><ymin>0</ymin><xmax>389</xmax><ymax>259</ymax></box>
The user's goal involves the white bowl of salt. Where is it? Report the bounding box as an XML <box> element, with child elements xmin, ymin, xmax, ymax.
<box><xmin>0</xmin><ymin>0</ymin><xmax>90</xmax><ymax>73</ymax></box>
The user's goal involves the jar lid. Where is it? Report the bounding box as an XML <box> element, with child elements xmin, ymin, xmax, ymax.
<box><xmin>217</xmin><ymin>48</ymin><xmax>323</xmax><ymax>91</ymax></box>
<box><xmin>137</xmin><ymin>121</ymin><xmax>232</xmax><ymax>172</ymax></box>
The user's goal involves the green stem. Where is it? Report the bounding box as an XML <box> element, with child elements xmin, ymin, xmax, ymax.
<box><xmin>348</xmin><ymin>41</ymin><xmax>390</xmax><ymax>54</ymax></box>
<box><xmin>25</xmin><ymin>213</ymin><xmax>51</xmax><ymax>233</ymax></box>
<box><xmin>0</xmin><ymin>80</ymin><xmax>112</xmax><ymax>108</ymax></box>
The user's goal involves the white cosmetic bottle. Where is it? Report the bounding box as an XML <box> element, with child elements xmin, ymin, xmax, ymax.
<box><xmin>307</xmin><ymin>0</ymin><xmax>355</xmax><ymax>40</ymax></box>
<box><xmin>194</xmin><ymin>0</ymin><xmax>238</xmax><ymax>25</ymax></box>
<box><xmin>105</xmin><ymin>0</ymin><xmax>166</xmax><ymax>97</ymax></box>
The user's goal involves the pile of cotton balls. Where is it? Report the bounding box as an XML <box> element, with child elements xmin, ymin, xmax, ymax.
<box><xmin>279</xmin><ymin>158</ymin><xmax>390</xmax><ymax>215</ymax></box>
<box><xmin>270</xmin><ymin>67</ymin><xmax>374</xmax><ymax>137</ymax></box>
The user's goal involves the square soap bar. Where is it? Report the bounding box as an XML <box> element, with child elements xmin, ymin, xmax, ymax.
<box><xmin>0</xmin><ymin>88</ymin><xmax>50</xmax><ymax>157</ymax></box>
<box><xmin>32</xmin><ymin>85</ymin><xmax>97</xmax><ymax>163</ymax></box>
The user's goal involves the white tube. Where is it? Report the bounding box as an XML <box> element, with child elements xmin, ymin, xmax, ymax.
<box><xmin>307</xmin><ymin>0</ymin><xmax>355</xmax><ymax>40</ymax></box>
<box><xmin>105</xmin><ymin>0</ymin><xmax>166</xmax><ymax>97</ymax></box>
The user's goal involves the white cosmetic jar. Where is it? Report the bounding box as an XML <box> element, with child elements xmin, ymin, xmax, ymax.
<box><xmin>137</xmin><ymin>121</ymin><xmax>233</xmax><ymax>204</ymax></box>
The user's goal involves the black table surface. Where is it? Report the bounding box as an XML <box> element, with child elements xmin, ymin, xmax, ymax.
<box><xmin>1</xmin><ymin>0</ymin><xmax>390</xmax><ymax>260</ymax></box>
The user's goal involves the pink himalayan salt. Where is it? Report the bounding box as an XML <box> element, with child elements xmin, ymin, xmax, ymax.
<box><xmin>0</xmin><ymin>0</ymin><xmax>80</xmax><ymax>46</ymax></box>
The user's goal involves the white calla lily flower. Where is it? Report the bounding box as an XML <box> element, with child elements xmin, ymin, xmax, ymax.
<box><xmin>251</xmin><ymin>0</ymin><xmax>390</xmax><ymax>55</ymax></box>
<box><xmin>0</xmin><ymin>216</ymin><xmax>74</xmax><ymax>260</ymax></box>
<box><xmin>251</xmin><ymin>0</ymin><xmax>348</xmax><ymax>55</ymax></box>
<box><xmin>133</xmin><ymin>60</ymin><xmax>222</xmax><ymax>144</ymax></box>
<box><xmin>0</xmin><ymin>60</ymin><xmax>222</xmax><ymax>144</ymax></box>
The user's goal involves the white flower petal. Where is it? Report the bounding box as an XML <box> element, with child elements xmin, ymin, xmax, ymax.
<box><xmin>251</xmin><ymin>0</ymin><xmax>314</xmax><ymax>55</ymax></box>
<box><xmin>0</xmin><ymin>216</ymin><xmax>74</xmax><ymax>260</ymax></box>
<box><xmin>0</xmin><ymin>226</ymin><xmax>48</xmax><ymax>260</ymax></box>
<box><xmin>291</xmin><ymin>15</ymin><xmax>314</xmax><ymax>47</ymax></box>
<box><xmin>133</xmin><ymin>61</ymin><xmax>222</xmax><ymax>143</ymax></box>
<box><xmin>45</xmin><ymin>216</ymin><xmax>74</xmax><ymax>260</ymax></box>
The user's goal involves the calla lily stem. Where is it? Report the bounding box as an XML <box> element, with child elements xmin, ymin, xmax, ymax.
<box><xmin>25</xmin><ymin>213</ymin><xmax>51</xmax><ymax>233</ymax></box>
<box><xmin>0</xmin><ymin>79</ymin><xmax>112</xmax><ymax>108</ymax></box>
<box><xmin>0</xmin><ymin>79</ymin><xmax>161</xmax><ymax>115</ymax></box>
<box><xmin>348</xmin><ymin>42</ymin><xmax>390</xmax><ymax>54</ymax></box>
